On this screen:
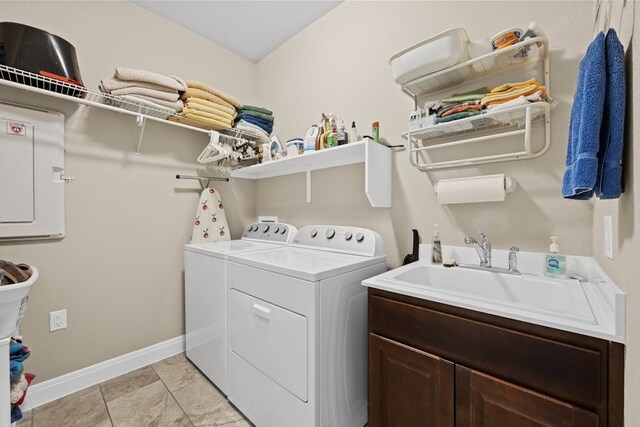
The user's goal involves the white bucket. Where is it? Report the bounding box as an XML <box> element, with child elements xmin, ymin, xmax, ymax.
<box><xmin>0</xmin><ymin>267</ymin><xmax>37</xmax><ymax>339</ymax></box>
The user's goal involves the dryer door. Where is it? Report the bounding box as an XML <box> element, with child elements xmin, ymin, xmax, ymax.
<box><xmin>229</xmin><ymin>289</ymin><xmax>308</xmax><ymax>402</ymax></box>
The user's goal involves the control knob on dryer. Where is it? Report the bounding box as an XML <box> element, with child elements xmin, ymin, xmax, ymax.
<box><xmin>356</xmin><ymin>232</ymin><xmax>365</xmax><ymax>242</ymax></box>
<box><xmin>326</xmin><ymin>229</ymin><xmax>336</xmax><ymax>239</ymax></box>
<box><xmin>274</xmin><ymin>226</ymin><xmax>280</xmax><ymax>234</ymax></box>
<box><xmin>310</xmin><ymin>229</ymin><xmax>318</xmax><ymax>238</ymax></box>
<box><xmin>262</xmin><ymin>224</ymin><xmax>270</xmax><ymax>233</ymax></box>
<box><xmin>344</xmin><ymin>232</ymin><xmax>353</xmax><ymax>241</ymax></box>
<box><xmin>280</xmin><ymin>227</ymin><xmax>286</xmax><ymax>235</ymax></box>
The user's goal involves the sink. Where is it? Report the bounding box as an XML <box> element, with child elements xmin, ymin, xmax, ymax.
<box><xmin>380</xmin><ymin>263</ymin><xmax>596</xmax><ymax>325</ymax></box>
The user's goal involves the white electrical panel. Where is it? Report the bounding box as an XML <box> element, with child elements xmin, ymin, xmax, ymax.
<box><xmin>0</xmin><ymin>101</ymin><xmax>65</xmax><ymax>241</ymax></box>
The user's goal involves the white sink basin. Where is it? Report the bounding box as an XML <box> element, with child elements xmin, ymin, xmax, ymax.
<box><xmin>386</xmin><ymin>264</ymin><xmax>595</xmax><ymax>324</ymax></box>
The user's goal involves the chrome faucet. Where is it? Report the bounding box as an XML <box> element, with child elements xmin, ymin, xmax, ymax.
<box><xmin>464</xmin><ymin>227</ymin><xmax>492</xmax><ymax>267</ymax></box>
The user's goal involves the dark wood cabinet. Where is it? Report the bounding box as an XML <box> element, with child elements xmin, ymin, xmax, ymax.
<box><xmin>369</xmin><ymin>334</ymin><xmax>454</xmax><ymax>427</ymax></box>
<box><xmin>367</xmin><ymin>288</ymin><xmax>624</xmax><ymax>427</ymax></box>
<box><xmin>456</xmin><ymin>366</ymin><xmax>599</xmax><ymax>427</ymax></box>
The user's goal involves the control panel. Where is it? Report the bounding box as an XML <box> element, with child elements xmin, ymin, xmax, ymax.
<box><xmin>241</xmin><ymin>222</ymin><xmax>297</xmax><ymax>244</ymax></box>
<box><xmin>292</xmin><ymin>225</ymin><xmax>385</xmax><ymax>257</ymax></box>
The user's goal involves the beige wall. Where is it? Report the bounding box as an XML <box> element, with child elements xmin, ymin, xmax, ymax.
<box><xmin>592</xmin><ymin>2</ymin><xmax>639</xmax><ymax>423</ymax></box>
<box><xmin>255</xmin><ymin>1</ymin><xmax>595</xmax><ymax>267</ymax></box>
<box><xmin>0</xmin><ymin>1</ymin><xmax>257</xmax><ymax>382</ymax></box>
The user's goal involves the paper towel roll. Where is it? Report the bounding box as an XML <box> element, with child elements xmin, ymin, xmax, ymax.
<box><xmin>434</xmin><ymin>174</ymin><xmax>517</xmax><ymax>204</ymax></box>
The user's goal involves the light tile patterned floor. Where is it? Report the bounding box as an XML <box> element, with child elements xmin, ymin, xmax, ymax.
<box><xmin>18</xmin><ymin>353</ymin><xmax>252</xmax><ymax>427</ymax></box>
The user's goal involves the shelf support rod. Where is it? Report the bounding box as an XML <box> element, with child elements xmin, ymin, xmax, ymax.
<box><xmin>135</xmin><ymin>114</ymin><xmax>147</xmax><ymax>158</ymax></box>
<box><xmin>306</xmin><ymin>165</ymin><xmax>312</xmax><ymax>204</ymax></box>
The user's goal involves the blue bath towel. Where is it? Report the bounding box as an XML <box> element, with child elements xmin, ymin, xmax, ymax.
<box><xmin>240</xmin><ymin>115</ymin><xmax>273</xmax><ymax>134</ymax></box>
<box><xmin>10</xmin><ymin>361</ymin><xmax>23</xmax><ymax>382</ymax></box>
<box><xmin>596</xmin><ymin>29</ymin><xmax>626</xmax><ymax>199</ymax></box>
<box><xmin>562</xmin><ymin>32</ymin><xmax>607</xmax><ymax>199</ymax></box>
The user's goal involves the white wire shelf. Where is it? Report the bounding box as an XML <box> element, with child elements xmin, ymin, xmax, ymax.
<box><xmin>0</xmin><ymin>64</ymin><xmax>264</xmax><ymax>147</ymax></box>
<box><xmin>403</xmin><ymin>102</ymin><xmax>551</xmax><ymax>170</ymax></box>
<box><xmin>401</xmin><ymin>37</ymin><xmax>549</xmax><ymax>100</ymax></box>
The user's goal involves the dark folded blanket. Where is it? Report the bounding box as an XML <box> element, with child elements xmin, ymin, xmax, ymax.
<box><xmin>236</xmin><ymin>111</ymin><xmax>274</xmax><ymax>123</ymax></box>
<box><xmin>238</xmin><ymin>104</ymin><xmax>273</xmax><ymax>116</ymax></box>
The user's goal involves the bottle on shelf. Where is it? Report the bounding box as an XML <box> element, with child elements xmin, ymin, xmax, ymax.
<box><xmin>350</xmin><ymin>121</ymin><xmax>359</xmax><ymax>143</ymax></box>
<box><xmin>337</xmin><ymin>120</ymin><xmax>348</xmax><ymax>145</ymax></box>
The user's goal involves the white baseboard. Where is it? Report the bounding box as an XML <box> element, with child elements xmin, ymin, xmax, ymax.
<box><xmin>22</xmin><ymin>335</ymin><xmax>185</xmax><ymax>411</ymax></box>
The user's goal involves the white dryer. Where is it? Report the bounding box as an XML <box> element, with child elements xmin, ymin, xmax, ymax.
<box><xmin>227</xmin><ymin>225</ymin><xmax>386</xmax><ymax>427</ymax></box>
<box><xmin>184</xmin><ymin>222</ymin><xmax>297</xmax><ymax>395</ymax></box>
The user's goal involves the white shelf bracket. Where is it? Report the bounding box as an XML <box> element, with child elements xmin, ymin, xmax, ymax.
<box><xmin>135</xmin><ymin>115</ymin><xmax>147</xmax><ymax>158</ymax></box>
<box><xmin>306</xmin><ymin>165</ymin><xmax>312</xmax><ymax>204</ymax></box>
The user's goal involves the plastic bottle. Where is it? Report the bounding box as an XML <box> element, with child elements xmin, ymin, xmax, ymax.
<box><xmin>431</xmin><ymin>224</ymin><xmax>442</xmax><ymax>264</ymax></box>
<box><xmin>372</xmin><ymin>121</ymin><xmax>380</xmax><ymax>143</ymax></box>
<box><xmin>350</xmin><ymin>121</ymin><xmax>359</xmax><ymax>143</ymax></box>
<box><xmin>337</xmin><ymin>120</ymin><xmax>348</xmax><ymax>145</ymax></box>
<box><xmin>544</xmin><ymin>236</ymin><xmax>567</xmax><ymax>279</ymax></box>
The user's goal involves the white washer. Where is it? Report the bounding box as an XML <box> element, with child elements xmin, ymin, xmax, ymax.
<box><xmin>227</xmin><ymin>225</ymin><xmax>386</xmax><ymax>427</ymax></box>
<box><xmin>184</xmin><ymin>222</ymin><xmax>297</xmax><ymax>395</ymax></box>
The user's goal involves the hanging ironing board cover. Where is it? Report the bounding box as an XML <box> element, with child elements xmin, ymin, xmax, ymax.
<box><xmin>190</xmin><ymin>188</ymin><xmax>230</xmax><ymax>243</ymax></box>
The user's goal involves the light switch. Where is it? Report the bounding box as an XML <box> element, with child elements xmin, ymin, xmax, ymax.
<box><xmin>604</xmin><ymin>215</ymin><xmax>613</xmax><ymax>260</ymax></box>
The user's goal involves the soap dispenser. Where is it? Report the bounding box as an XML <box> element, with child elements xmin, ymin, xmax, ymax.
<box><xmin>544</xmin><ymin>236</ymin><xmax>567</xmax><ymax>279</ymax></box>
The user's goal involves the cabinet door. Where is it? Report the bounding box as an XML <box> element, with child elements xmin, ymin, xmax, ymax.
<box><xmin>455</xmin><ymin>366</ymin><xmax>599</xmax><ymax>427</ymax></box>
<box><xmin>369</xmin><ymin>334</ymin><xmax>454</xmax><ymax>427</ymax></box>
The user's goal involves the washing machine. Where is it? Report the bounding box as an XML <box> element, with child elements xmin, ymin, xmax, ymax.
<box><xmin>226</xmin><ymin>225</ymin><xmax>386</xmax><ymax>427</ymax></box>
<box><xmin>184</xmin><ymin>222</ymin><xmax>297</xmax><ymax>395</ymax></box>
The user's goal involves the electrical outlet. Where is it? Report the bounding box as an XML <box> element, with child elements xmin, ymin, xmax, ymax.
<box><xmin>49</xmin><ymin>309</ymin><xmax>67</xmax><ymax>332</ymax></box>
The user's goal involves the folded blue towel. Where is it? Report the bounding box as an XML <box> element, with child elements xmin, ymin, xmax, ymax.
<box><xmin>11</xmin><ymin>405</ymin><xmax>22</xmax><ymax>423</ymax></box>
<box><xmin>562</xmin><ymin>32</ymin><xmax>607</xmax><ymax>199</ymax></box>
<box><xmin>10</xmin><ymin>361</ymin><xmax>23</xmax><ymax>382</ymax></box>
<box><xmin>241</xmin><ymin>115</ymin><xmax>273</xmax><ymax>134</ymax></box>
<box><xmin>596</xmin><ymin>29</ymin><xmax>626</xmax><ymax>199</ymax></box>
<box><xmin>10</xmin><ymin>342</ymin><xmax>30</xmax><ymax>362</ymax></box>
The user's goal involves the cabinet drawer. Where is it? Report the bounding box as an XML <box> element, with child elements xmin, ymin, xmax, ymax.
<box><xmin>369</xmin><ymin>294</ymin><xmax>604</xmax><ymax>409</ymax></box>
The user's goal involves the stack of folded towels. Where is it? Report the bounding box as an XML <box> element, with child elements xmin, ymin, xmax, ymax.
<box><xmin>434</xmin><ymin>87</ymin><xmax>489</xmax><ymax>124</ymax></box>
<box><xmin>100</xmin><ymin>67</ymin><xmax>187</xmax><ymax>116</ymax></box>
<box><xmin>9</xmin><ymin>338</ymin><xmax>34</xmax><ymax>423</ymax></box>
<box><xmin>481</xmin><ymin>78</ymin><xmax>547</xmax><ymax>110</ymax></box>
<box><xmin>234</xmin><ymin>105</ymin><xmax>274</xmax><ymax>142</ymax></box>
<box><xmin>170</xmin><ymin>80</ymin><xmax>241</xmax><ymax>130</ymax></box>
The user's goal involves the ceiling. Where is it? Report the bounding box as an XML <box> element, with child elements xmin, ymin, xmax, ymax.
<box><xmin>133</xmin><ymin>1</ymin><xmax>342</xmax><ymax>63</ymax></box>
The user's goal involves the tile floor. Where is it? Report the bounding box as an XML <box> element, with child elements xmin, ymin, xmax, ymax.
<box><xmin>18</xmin><ymin>353</ymin><xmax>252</xmax><ymax>427</ymax></box>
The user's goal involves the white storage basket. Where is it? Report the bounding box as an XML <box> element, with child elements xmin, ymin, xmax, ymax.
<box><xmin>0</xmin><ymin>267</ymin><xmax>37</xmax><ymax>339</ymax></box>
<box><xmin>389</xmin><ymin>28</ymin><xmax>470</xmax><ymax>85</ymax></box>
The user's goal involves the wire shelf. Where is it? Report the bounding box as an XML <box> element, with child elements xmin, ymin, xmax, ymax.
<box><xmin>401</xmin><ymin>37</ymin><xmax>549</xmax><ymax>100</ymax></box>
<box><xmin>403</xmin><ymin>102</ymin><xmax>551</xmax><ymax>170</ymax></box>
<box><xmin>403</xmin><ymin>102</ymin><xmax>549</xmax><ymax>142</ymax></box>
<box><xmin>0</xmin><ymin>64</ymin><xmax>264</xmax><ymax>143</ymax></box>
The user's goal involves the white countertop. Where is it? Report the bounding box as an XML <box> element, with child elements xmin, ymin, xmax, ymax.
<box><xmin>363</xmin><ymin>244</ymin><xmax>625</xmax><ymax>343</ymax></box>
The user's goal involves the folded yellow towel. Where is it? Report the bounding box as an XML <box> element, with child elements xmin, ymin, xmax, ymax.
<box><xmin>185</xmin><ymin>80</ymin><xmax>241</xmax><ymax>108</ymax></box>
<box><xmin>169</xmin><ymin>113</ymin><xmax>232</xmax><ymax>130</ymax></box>
<box><xmin>180</xmin><ymin>88</ymin><xmax>235</xmax><ymax>111</ymax></box>
<box><xmin>489</xmin><ymin>78</ymin><xmax>540</xmax><ymax>94</ymax></box>
<box><xmin>182</xmin><ymin>107</ymin><xmax>233</xmax><ymax>125</ymax></box>
<box><xmin>185</xmin><ymin>97</ymin><xmax>236</xmax><ymax>120</ymax></box>
<box><xmin>481</xmin><ymin>83</ymin><xmax>544</xmax><ymax>107</ymax></box>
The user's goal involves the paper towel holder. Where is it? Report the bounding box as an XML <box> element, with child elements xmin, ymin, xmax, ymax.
<box><xmin>433</xmin><ymin>174</ymin><xmax>518</xmax><ymax>204</ymax></box>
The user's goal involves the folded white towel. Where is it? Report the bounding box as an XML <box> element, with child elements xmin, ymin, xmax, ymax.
<box><xmin>110</xmin><ymin>86</ymin><xmax>180</xmax><ymax>102</ymax></box>
<box><xmin>101</xmin><ymin>78</ymin><xmax>177</xmax><ymax>94</ymax></box>
<box><xmin>134</xmin><ymin>95</ymin><xmax>183</xmax><ymax>111</ymax></box>
<box><xmin>120</xmin><ymin>95</ymin><xmax>177</xmax><ymax>116</ymax></box>
<box><xmin>236</xmin><ymin>120</ymin><xmax>271</xmax><ymax>144</ymax></box>
<box><xmin>114</xmin><ymin>67</ymin><xmax>187</xmax><ymax>92</ymax></box>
